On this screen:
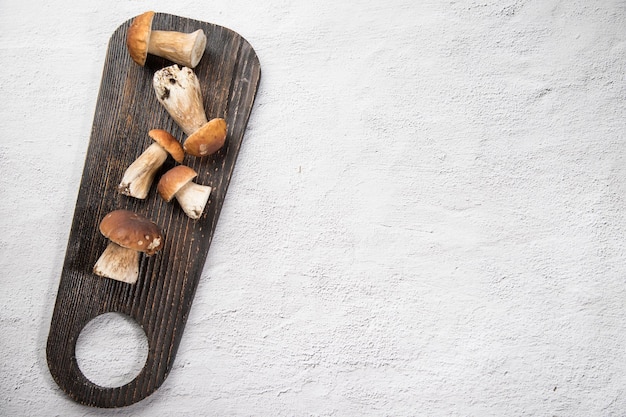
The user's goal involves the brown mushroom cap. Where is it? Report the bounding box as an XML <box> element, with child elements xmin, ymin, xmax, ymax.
<box><xmin>148</xmin><ymin>129</ymin><xmax>184</xmax><ymax>163</ymax></box>
<box><xmin>99</xmin><ymin>209</ymin><xmax>163</xmax><ymax>255</ymax></box>
<box><xmin>183</xmin><ymin>118</ymin><xmax>227</xmax><ymax>157</ymax></box>
<box><xmin>157</xmin><ymin>165</ymin><xmax>198</xmax><ymax>202</ymax></box>
<box><xmin>126</xmin><ymin>11</ymin><xmax>155</xmax><ymax>66</ymax></box>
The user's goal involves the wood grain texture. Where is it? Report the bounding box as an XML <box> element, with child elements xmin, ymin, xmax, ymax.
<box><xmin>46</xmin><ymin>13</ymin><xmax>261</xmax><ymax>408</ymax></box>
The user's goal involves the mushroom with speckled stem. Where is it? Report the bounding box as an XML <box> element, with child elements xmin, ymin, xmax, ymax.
<box><xmin>153</xmin><ymin>65</ymin><xmax>227</xmax><ymax>157</ymax></box>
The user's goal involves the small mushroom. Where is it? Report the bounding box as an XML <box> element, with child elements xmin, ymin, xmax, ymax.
<box><xmin>126</xmin><ymin>11</ymin><xmax>207</xmax><ymax>68</ymax></box>
<box><xmin>93</xmin><ymin>210</ymin><xmax>163</xmax><ymax>284</ymax></box>
<box><xmin>157</xmin><ymin>165</ymin><xmax>211</xmax><ymax>220</ymax></box>
<box><xmin>118</xmin><ymin>129</ymin><xmax>184</xmax><ymax>199</ymax></box>
<box><xmin>153</xmin><ymin>65</ymin><xmax>228</xmax><ymax>156</ymax></box>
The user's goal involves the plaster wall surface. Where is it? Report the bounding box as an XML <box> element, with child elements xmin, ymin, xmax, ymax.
<box><xmin>1</xmin><ymin>0</ymin><xmax>625</xmax><ymax>416</ymax></box>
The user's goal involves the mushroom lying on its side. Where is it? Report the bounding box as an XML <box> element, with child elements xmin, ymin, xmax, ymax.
<box><xmin>153</xmin><ymin>65</ymin><xmax>206</xmax><ymax>136</ymax></box>
<box><xmin>93</xmin><ymin>210</ymin><xmax>163</xmax><ymax>284</ymax></box>
<box><xmin>118</xmin><ymin>129</ymin><xmax>184</xmax><ymax>199</ymax></box>
<box><xmin>153</xmin><ymin>65</ymin><xmax>227</xmax><ymax>157</ymax></box>
<box><xmin>184</xmin><ymin>117</ymin><xmax>227</xmax><ymax>158</ymax></box>
<box><xmin>157</xmin><ymin>165</ymin><xmax>211</xmax><ymax>220</ymax></box>
<box><xmin>126</xmin><ymin>11</ymin><xmax>207</xmax><ymax>68</ymax></box>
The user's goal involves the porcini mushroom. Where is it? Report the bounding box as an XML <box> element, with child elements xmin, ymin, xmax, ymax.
<box><xmin>184</xmin><ymin>117</ymin><xmax>227</xmax><ymax>157</ymax></box>
<box><xmin>157</xmin><ymin>165</ymin><xmax>211</xmax><ymax>220</ymax></box>
<box><xmin>153</xmin><ymin>65</ymin><xmax>228</xmax><ymax>156</ymax></box>
<box><xmin>126</xmin><ymin>11</ymin><xmax>207</xmax><ymax>68</ymax></box>
<box><xmin>118</xmin><ymin>129</ymin><xmax>184</xmax><ymax>199</ymax></box>
<box><xmin>93</xmin><ymin>210</ymin><xmax>163</xmax><ymax>284</ymax></box>
<box><xmin>153</xmin><ymin>65</ymin><xmax>208</xmax><ymax>136</ymax></box>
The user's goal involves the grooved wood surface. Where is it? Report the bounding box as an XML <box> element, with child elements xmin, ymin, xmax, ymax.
<box><xmin>45</xmin><ymin>13</ymin><xmax>261</xmax><ymax>408</ymax></box>
<box><xmin>3</xmin><ymin>2</ymin><xmax>626</xmax><ymax>415</ymax></box>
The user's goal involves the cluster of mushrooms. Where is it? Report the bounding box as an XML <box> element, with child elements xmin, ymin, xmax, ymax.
<box><xmin>93</xmin><ymin>11</ymin><xmax>226</xmax><ymax>284</ymax></box>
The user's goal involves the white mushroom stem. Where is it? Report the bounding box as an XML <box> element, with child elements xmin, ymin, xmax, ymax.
<box><xmin>153</xmin><ymin>65</ymin><xmax>208</xmax><ymax>136</ymax></box>
<box><xmin>148</xmin><ymin>29</ymin><xmax>206</xmax><ymax>69</ymax></box>
<box><xmin>118</xmin><ymin>143</ymin><xmax>168</xmax><ymax>199</ymax></box>
<box><xmin>174</xmin><ymin>181</ymin><xmax>212</xmax><ymax>220</ymax></box>
<box><xmin>93</xmin><ymin>242</ymin><xmax>140</xmax><ymax>284</ymax></box>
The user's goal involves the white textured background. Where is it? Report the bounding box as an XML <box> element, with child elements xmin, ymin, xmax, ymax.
<box><xmin>1</xmin><ymin>0</ymin><xmax>626</xmax><ymax>415</ymax></box>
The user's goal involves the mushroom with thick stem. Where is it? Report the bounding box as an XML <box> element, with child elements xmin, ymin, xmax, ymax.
<box><xmin>126</xmin><ymin>11</ymin><xmax>207</xmax><ymax>68</ymax></box>
<box><xmin>93</xmin><ymin>210</ymin><xmax>164</xmax><ymax>284</ymax></box>
<box><xmin>118</xmin><ymin>129</ymin><xmax>184</xmax><ymax>199</ymax></box>
<box><xmin>153</xmin><ymin>65</ymin><xmax>206</xmax><ymax>136</ymax></box>
<box><xmin>153</xmin><ymin>65</ymin><xmax>228</xmax><ymax>157</ymax></box>
<box><xmin>157</xmin><ymin>165</ymin><xmax>212</xmax><ymax>220</ymax></box>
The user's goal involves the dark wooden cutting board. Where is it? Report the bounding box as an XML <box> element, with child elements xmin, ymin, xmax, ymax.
<box><xmin>46</xmin><ymin>12</ymin><xmax>261</xmax><ymax>408</ymax></box>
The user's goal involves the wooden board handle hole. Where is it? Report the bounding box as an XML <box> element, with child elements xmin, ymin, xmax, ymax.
<box><xmin>75</xmin><ymin>312</ymin><xmax>149</xmax><ymax>388</ymax></box>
